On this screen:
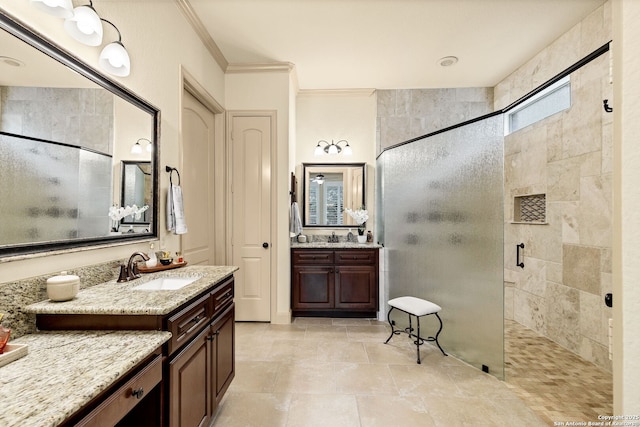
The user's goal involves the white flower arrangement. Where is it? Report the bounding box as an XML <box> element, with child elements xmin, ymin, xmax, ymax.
<box><xmin>344</xmin><ymin>207</ymin><xmax>369</xmax><ymax>235</ymax></box>
<box><xmin>109</xmin><ymin>204</ymin><xmax>149</xmax><ymax>231</ymax></box>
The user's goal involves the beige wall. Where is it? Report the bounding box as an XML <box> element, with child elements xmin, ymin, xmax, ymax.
<box><xmin>0</xmin><ymin>1</ymin><xmax>225</xmax><ymax>282</ymax></box>
<box><xmin>613</xmin><ymin>0</ymin><xmax>640</xmax><ymax>415</ymax></box>
<box><xmin>295</xmin><ymin>90</ymin><xmax>377</xmax><ymax>237</ymax></box>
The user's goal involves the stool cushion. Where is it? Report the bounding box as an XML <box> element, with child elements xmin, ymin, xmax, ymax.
<box><xmin>388</xmin><ymin>296</ymin><xmax>441</xmax><ymax>316</ymax></box>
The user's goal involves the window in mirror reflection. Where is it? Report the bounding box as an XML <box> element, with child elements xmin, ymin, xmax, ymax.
<box><xmin>308</xmin><ymin>172</ymin><xmax>344</xmax><ymax>225</ymax></box>
<box><xmin>121</xmin><ymin>161</ymin><xmax>152</xmax><ymax>224</ymax></box>
<box><xmin>303</xmin><ymin>163</ymin><xmax>365</xmax><ymax>227</ymax></box>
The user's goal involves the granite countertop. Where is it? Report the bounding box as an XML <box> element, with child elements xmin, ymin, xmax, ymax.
<box><xmin>24</xmin><ymin>265</ymin><xmax>238</xmax><ymax>316</ymax></box>
<box><xmin>0</xmin><ymin>330</ymin><xmax>171</xmax><ymax>427</ymax></box>
<box><xmin>291</xmin><ymin>242</ymin><xmax>383</xmax><ymax>249</ymax></box>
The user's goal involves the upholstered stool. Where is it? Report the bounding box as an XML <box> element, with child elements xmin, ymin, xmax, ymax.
<box><xmin>384</xmin><ymin>296</ymin><xmax>447</xmax><ymax>364</ymax></box>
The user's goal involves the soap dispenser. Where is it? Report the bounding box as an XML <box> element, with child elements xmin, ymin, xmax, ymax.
<box><xmin>146</xmin><ymin>243</ymin><xmax>158</xmax><ymax>268</ymax></box>
<box><xmin>347</xmin><ymin>228</ymin><xmax>354</xmax><ymax>243</ymax></box>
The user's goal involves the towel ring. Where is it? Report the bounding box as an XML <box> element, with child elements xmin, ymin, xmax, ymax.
<box><xmin>166</xmin><ymin>166</ymin><xmax>181</xmax><ymax>186</ymax></box>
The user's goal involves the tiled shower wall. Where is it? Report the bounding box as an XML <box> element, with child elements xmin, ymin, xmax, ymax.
<box><xmin>376</xmin><ymin>87</ymin><xmax>494</xmax><ymax>155</ymax></box>
<box><xmin>497</xmin><ymin>2</ymin><xmax>613</xmax><ymax>371</ymax></box>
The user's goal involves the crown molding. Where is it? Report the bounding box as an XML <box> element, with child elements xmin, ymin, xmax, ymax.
<box><xmin>175</xmin><ymin>0</ymin><xmax>228</xmax><ymax>71</ymax></box>
<box><xmin>226</xmin><ymin>62</ymin><xmax>296</xmax><ymax>74</ymax></box>
<box><xmin>297</xmin><ymin>88</ymin><xmax>376</xmax><ymax>97</ymax></box>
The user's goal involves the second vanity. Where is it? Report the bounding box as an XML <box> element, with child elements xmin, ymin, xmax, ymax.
<box><xmin>291</xmin><ymin>242</ymin><xmax>381</xmax><ymax>318</ymax></box>
<box><xmin>22</xmin><ymin>264</ymin><xmax>238</xmax><ymax>427</ymax></box>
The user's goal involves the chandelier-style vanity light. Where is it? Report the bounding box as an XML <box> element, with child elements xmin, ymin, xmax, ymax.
<box><xmin>99</xmin><ymin>19</ymin><xmax>131</xmax><ymax>77</ymax></box>
<box><xmin>64</xmin><ymin>0</ymin><xmax>103</xmax><ymax>46</ymax></box>
<box><xmin>314</xmin><ymin>139</ymin><xmax>352</xmax><ymax>156</ymax></box>
<box><xmin>30</xmin><ymin>0</ymin><xmax>74</xmax><ymax>18</ymax></box>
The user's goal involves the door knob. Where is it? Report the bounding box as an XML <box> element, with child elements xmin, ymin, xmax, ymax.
<box><xmin>262</xmin><ymin>242</ymin><xmax>269</xmax><ymax>249</ymax></box>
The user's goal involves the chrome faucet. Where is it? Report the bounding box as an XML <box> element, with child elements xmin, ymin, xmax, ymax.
<box><xmin>117</xmin><ymin>252</ymin><xmax>150</xmax><ymax>282</ymax></box>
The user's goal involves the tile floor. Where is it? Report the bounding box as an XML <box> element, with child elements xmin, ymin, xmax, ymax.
<box><xmin>212</xmin><ymin>318</ymin><xmax>545</xmax><ymax>426</ymax></box>
<box><xmin>504</xmin><ymin>320</ymin><xmax>613</xmax><ymax>425</ymax></box>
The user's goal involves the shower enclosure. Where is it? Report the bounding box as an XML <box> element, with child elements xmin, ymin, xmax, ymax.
<box><xmin>377</xmin><ymin>113</ymin><xmax>505</xmax><ymax>378</ymax></box>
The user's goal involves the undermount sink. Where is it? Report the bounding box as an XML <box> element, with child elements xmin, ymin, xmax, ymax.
<box><xmin>132</xmin><ymin>275</ymin><xmax>202</xmax><ymax>291</ymax></box>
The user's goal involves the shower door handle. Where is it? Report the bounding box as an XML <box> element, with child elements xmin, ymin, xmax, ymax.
<box><xmin>516</xmin><ymin>243</ymin><xmax>525</xmax><ymax>269</ymax></box>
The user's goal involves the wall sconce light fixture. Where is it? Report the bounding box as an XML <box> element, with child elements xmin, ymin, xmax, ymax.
<box><xmin>314</xmin><ymin>139</ymin><xmax>352</xmax><ymax>156</ymax></box>
<box><xmin>64</xmin><ymin>1</ymin><xmax>103</xmax><ymax>46</ymax></box>
<box><xmin>30</xmin><ymin>0</ymin><xmax>74</xmax><ymax>18</ymax></box>
<box><xmin>131</xmin><ymin>138</ymin><xmax>152</xmax><ymax>154</ymax></box>
<box><xmin>99</xmin><ymin>19</ymin><xmax>131</xmax><ymax>77</ymax></box>
<box><xmin>312</xmin><ymin>174</ymin><xmax>325</xmax><ymax>185</ymax></box>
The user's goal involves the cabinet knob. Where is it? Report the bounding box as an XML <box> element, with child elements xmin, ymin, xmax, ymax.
<box><xmin>131</xmin><ymin>388</ymin><xmax>144</xmax><ymax>399</ymax></box>
<box><xmin>206</xmin><ymin>335</ymin><xmax>214</xmax><ymax>342</ymax></box>
<box><xmin>263</xmin><ymin>242</ymin><xmax>269</xmax><ymax>249</ymax></box>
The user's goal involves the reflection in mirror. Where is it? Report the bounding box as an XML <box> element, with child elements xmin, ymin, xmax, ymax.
<box><xmin>0</xmin><ymin>12</ymin><xmax>159</xmax><ymax>257</ymax></box>
<box><xmin>121</xmin><ymin>161</ymin><xmax>152</xmax><ymax>225</ymax></box>
<box><xmin>303</xmin><ymin>163</ymin><xmax>365</xmax><ymax>227</ymax></box>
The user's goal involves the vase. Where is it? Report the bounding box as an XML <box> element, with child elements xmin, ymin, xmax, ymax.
<box><xmin>357</xmin><ymin>235</ymin><xmax>367</xmax><ymax>243</ymax></box>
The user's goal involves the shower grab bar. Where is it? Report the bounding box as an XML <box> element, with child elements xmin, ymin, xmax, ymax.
<box><xmin>516</xmin><ymin>243</ymin><xmax>525</xmax><ymax>268</ymax></box>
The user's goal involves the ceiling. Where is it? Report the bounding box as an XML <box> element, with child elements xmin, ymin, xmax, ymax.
<box><xmin>188</xmin><ymin>0</ymin><xmax>606</xmax><ymax>90</ymax></box>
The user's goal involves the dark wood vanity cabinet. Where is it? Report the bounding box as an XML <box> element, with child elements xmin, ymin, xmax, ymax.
<box><xmin>168</xmin><ymin>303</ymin><xmax>235</xmax><ymax>427</ymax></box>
<box><xmin>36</xmin><ymin>275</ymin><xmax>235</xmax><ymax>427</ymax></box>
<box><xmin>291</xmin><ymin>248</ymin><xmax>379</xmax><ymax>317</ymax></box>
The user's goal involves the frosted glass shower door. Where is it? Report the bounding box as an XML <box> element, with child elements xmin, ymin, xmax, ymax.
<box><xmin>378</xmin><ymin>114</ymin><xmax>504</xmax><ymax>378</ymax></box>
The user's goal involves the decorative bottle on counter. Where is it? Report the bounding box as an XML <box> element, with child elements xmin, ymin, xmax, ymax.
<box><xmin>146</xmin><ymin>243</ymin><xmax>158</xmax><ymax>268</ymax></box>
<box><xmin>366</xmin><ymin>231</ymin><xmax>373</xmax><ymax>243</ymax></box>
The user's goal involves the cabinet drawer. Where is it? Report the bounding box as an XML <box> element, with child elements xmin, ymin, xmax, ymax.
<box><xmin>76</xmin><ymin>354</ymin><xmax>162</xmax><ymax>427</ymax></box>
<box><xmin>167</xmin><ymin>293</ymin><xmax>210</xmax><ymax>355</ymax></box>
<box><xmin>335</xmin><ymin>250</ymin><xmax>377</xmax><ymax>265</ymax></box>
<box><xmin>213</xmin><ymin>277</ymin><xmax>234</xmax><ymax>313</ymax></box>
<box><xmin>292</xmin><ymin>250</ymin><xmax>334</xmax><ymax>264</ymax></box>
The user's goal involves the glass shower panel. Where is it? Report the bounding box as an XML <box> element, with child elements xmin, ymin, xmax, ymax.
<box><xmin>378</xmin><ymin>114</ymin><xmax>505</xmax><ymax>378</ymax></box>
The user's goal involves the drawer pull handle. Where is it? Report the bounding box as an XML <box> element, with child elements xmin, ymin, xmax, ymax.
<box><xmin>216</xmin><ymin>291</ymin><xmax>232</xmax><ymax>301</ymax></box>
<box><xmin>131</xmin><ymin>388</ymin><xmax>144</xmax><ymax>399</ymax></box>
<box><xmin>190</xmin><ymin>315</ymin><xmax>202</xmax><ymax>324</ymax></box>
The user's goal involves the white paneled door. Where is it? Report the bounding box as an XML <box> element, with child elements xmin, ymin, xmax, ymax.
<box><xmin>231</xmin><ymin>113</ymin><xmax>273</xmax><ymax>321</ymax></box>
<box><xmin>181</xmin><ymin>90</ymin><xmax>216</xmax><ymax>265</ymax></box>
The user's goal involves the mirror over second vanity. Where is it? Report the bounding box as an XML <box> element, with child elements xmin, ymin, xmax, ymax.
<box><xmin>0</xmin><ymin>11</ymin><xmax>159</xmax><ymax>258</ymax></box>
<box><xmin>302</xmin><ymin>163</ymin><xmax>365</xmax><ymax>227</ymax></box>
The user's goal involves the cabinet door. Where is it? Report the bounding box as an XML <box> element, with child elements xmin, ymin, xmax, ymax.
<box><xmin>334</xmin><ymin>265</ymin><xmax>377</xmax><ymax>310</ymax></box>
<box><xmin>169</xmin><ymin>327</ymin><xmax>211</xmax><ymax>427</ymax></box>
<box><xmin>292</xmin><ymin>266</ymin><xmax>335</xmax><ymax>309</ymax></box>
<box><xmin>210</xmin><ymin>304</ymin><xmax>235</xmax><ymax>413</ymax></box>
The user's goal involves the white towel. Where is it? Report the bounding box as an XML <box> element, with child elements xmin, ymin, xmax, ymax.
<box><xmin>290</xmin><ymin>201</ymin><xmax>302</xmax><ymax>237</ymax></box>
<box><xmin>167</xmin><ymin>184</ymin><xmax>188</xmax><ymax>235</ymax></box>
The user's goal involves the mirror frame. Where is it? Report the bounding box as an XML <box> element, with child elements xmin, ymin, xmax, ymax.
<box><xmin>302</xmin><ymin>162</ymin><xmax>366</xmax><ymax>228</ymax></box>
<box><xmin>0</xmin><ymin>11</ymin><xmax>160</xmax><ymax>258</ymax></box>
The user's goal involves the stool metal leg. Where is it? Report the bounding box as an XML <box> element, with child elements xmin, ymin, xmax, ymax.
<box><xmin>384</xmin><ymin>306</ymin><xmax>447</xmax><ymax>363</ymax></box>
<box><xmin>384</xmin><ymin>307</ymin><xmax>399</xmax><ymax>344</ymax></box>
<box><xmin>431</xmin><ymin>313</ymin><xmax>447</xmax><ymax>356</ymax></box>
<box><xmin>416</xmin><ymin>315</ymin><xmax>422</xmax><ymax>364</ymax></box>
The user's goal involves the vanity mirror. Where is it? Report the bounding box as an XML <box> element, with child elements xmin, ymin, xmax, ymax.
<box><xmin>0</xmin><ymin>12</ymin><xmax>159</xmax><ymax>257</ymax></box>
<box><xmin>302</xmin><ymin>163</ymin><xmax>365</xmax><ymax>227</ymax></box>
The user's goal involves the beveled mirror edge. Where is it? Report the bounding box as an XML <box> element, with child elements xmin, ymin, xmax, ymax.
<box><xmin>0</xmin><ymin>9</ymin><xmax>161</xmax><ymax>259</ymax></box>
<box><xmin>301</xmin><ymin>162</ymin><xmax>366</xmax><ymax>228</ymax></box>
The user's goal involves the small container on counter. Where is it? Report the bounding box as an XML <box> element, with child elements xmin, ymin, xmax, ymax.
<box><xmin>46</xmin><ymin>271</ymin><xmax>80</xmax><ymax>302</ymax></box>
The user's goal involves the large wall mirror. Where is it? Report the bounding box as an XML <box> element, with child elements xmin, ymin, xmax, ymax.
<box><xmin>0</xmin><ymin>12</ymin><xmax>159</xmax><ymax>258</ymax></box>
<box><xmin>302</xmin><ymin>163</ymin><xmax>365</xmax><ymax>227</ymax></box>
